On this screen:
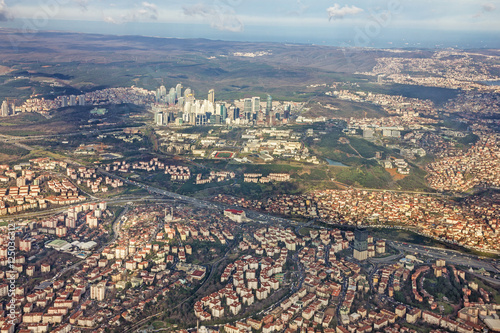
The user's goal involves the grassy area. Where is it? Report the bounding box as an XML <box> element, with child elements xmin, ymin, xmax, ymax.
<box><xmin>369</xmin><ymin>228</ymin><xmax>451</xmax><ymax>249</ymax></box>
<box><xmin>356</xmin><ymin>82</ymin><xmax>460</xmax><ymax>107</ymax></box>
<box><xmin>437</xmin><ymin>301</ymin><xmax>455</xmax><ymax>315</ymax></box>
<box><xmin>0</xmin><ymin>112</ymin><xmax>46</xmax><ymax>126</ymax></box>
<box><xmin>110</xmin><ymin>206</ymin><xmax>125</xmax><ymax>218</ymax></box>
<box><xmin>403</xmin><ymin>323</ymin><xmax>431</xmax><ymax>333</ymax></box>
<box><xmin>0</xmin><ymin>103</ymin><xmax>145</xmax><ymax>136</ymax></box>
<box><xmin>457</xmin><ymin>133</ymin><xmax>480</xmax><ymax>146</ymax></box>
<box><xmin>332</xmin><ymin>165</ymin><xmax>394</xmax><ymax>189</ymax></box>
<box><xmin>119</xmin><ymin>186</ymin><xmax>150</xmax><ymax>197</ymax></box>
<box><xmin>348</xmin><ymin>137</ymin><xmax>385</xmax><ymax>158</ymax></box>
<box><xmin>0</xmin><ymin>142</ymin><xmax>30</xmax><ymax>155</ymax></box>
<box><xmin>306</xmin><ymin>130</ymin><xmax>433</xmax><ymax>191</ymax></box>
<box><xmin>214</xmin><ymin>152</ymin><xmax>233</xmax><ymax>158</ymax></box>
<box><xmin>303</xmin><ymin>96</ymin><xmax>388</xmax><ymax>119</ymax></box>
<box><xmin>298</xmin><ymin>227</ymin><xmax>314</xmax><ymax>236</ymax></box>
<box><xmin>296</xmin><ymin>168</ymin><xmax>329</xmax><ymax>181</ymax></box>
<box><xmin>183</xmin><ymin>178</ymin><xmax>302</xmax><ymax>200</ymax></box>
<box><xmin>226</xmin><ymin>162</ymin><xmax>301</xmax><ymax>175</ymax></box>
<box><xmin>396</xmin><ymin>166</ymin><xmax>432</xmax><ymax>192</ymax></box>
<box><xmin>310</xmin><ymin>130</ymin><xmax>391</xmax><ymax>164</ymax></box>
<box><xmin>471</xmin><ymin>277</ymin><xmax>500</xmax><ymax>296</ymax></box>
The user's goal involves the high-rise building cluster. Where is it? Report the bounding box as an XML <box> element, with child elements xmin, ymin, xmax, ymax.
<box><xmin>156</xmin><ymin>83</ymin><xmax>185</xmax><ymax>105</ymax></box>
<box><xmin>153</xmin><ymin>83</ymin><xmax>290</xmax><ymax>127</ymax></box>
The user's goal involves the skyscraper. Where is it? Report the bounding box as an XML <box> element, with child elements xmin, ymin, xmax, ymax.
<box><xmin>159</xmin><ymin>85</ymin><xmax>167</xmax><ymax>97</ymax></box>
<box><xmin>176</xmin><ymin>83</ymin><xmax>183</xmax><ymax>100</ymax></box>
<box><xmin>155</xmin><ymin>112</ymin><xmax>164</xmax><ymax>126</ymax></box>
<box><xmin>284</xmin><ymin>104</ymin><xmax>291</xmax><ymax>119</ymax></box>
<box><xmin>252</xmin><ymin>97</ymin><xmax>260</xmax><ymax>113</ymax></box>
<box><xmin>266</xmin><ymin>95</ymin><xmax>273</xmax><ymax>115</ymax></box>
<box><xmin>208</xmin><ymin>89</ymin><xmax>215</xmax><ymax>104</ymax></box>
<box><xmin>353</xmin><ymin>228</ymin><xmax>368</xmax><ymax>261</ymax></box>
<box><xmin>169</xmin><ymin>88</ymin><xmax>176</xmax><ymax>105</ymax></box>
<box><xmin>1</xmin><ymin>101</ymin><xmax>9</xmax><ymax>117</ymax></box>
<box><xmin>228</xmin><ymin>106</ymin><xmax>238</xmax><ymax>121</ymax></box>
<box><xmin>177</xmin><ymin>97</ymin><xmax>185</xmax><ymax>108</ymax></box>
<box><xmin>61</xmin><ymin>96</ymin><xmax>68</xmax><ymax>108</ymax></box>
<box><xmin>168</xmin><ymin>112</ymin><xmax>176</xmax><ymax>123</ymax></box>
<box><xmin>220</xmin><ymin>104</ymin><xmax>227</xmax><ymax>120</ymax></box>
<box><xmin>244</xmin><ymin>98</ymin><xmax>252</xmax><ymax>120</ymax></box>
<box><xmin>69</xmin><ymin>95</ymin><xmax>76</xmax><ymax>106</ymax></box>
<box><xmin>184</xmin><ymin>88</ymin><xmax>194</xmax><ymax>103</ymax></box>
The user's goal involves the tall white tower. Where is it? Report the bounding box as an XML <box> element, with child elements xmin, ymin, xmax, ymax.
<box><xmin>1</xmin><ymin>100</ymin><xmax>9</xmax><ymax>117</ymax></box>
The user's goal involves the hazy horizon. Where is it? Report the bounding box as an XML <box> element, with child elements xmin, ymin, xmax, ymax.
<box><xmin>0</xmin><ymin>0</ymin><xmax>499</xmax><ymax>49</ymax></box>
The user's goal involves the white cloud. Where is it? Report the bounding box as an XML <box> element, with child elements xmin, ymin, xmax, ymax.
<box><xmin>103</xmin><ymin>1</ymin><xmax>159</xmax><ymax>24</ymax></box>
<box><xmin>0</xmin><ymin>0</ymin><xmax>13</xmax><ymax>21</ymax></box>
<box><xmin>141</xmin><ymin>1</ymin><xmax>158</xmax><ymax>19</ymax></box>
<box><xmin>183</xmin><ymin>3</ymin><xmax>244</xmax><ymax>32</ymax></box>
<box><xmin>103</xmin><ymin>15</ymin><xmax>118</xmax><ymax>24</ymax></box>
<box><xmin>482</xmin><ymin>3</ymin><xmax>496</xmax><ymax>12</ymax></box>
<box><xmin>142</xmin><ymin>2</ymin><xmax>157</xmax><ymax>11</ymax></box>
<box><xmin>327</xmin><ymin>3</ymin><xmax>363</xmax><ymax>21</ymax></box>
<box><xmin>472</xmin><ymin>2</ymin><xmax>496</xmax><ymax>18</ymax></box>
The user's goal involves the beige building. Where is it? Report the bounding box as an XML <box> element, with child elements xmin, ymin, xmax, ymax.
<box><xmin>90</xmin><ymin>281</ymin><xmax>106</xmax><ymax>301</ymax></box>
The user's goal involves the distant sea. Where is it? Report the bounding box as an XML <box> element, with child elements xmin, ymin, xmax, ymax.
<box><xmin>2</xmin><ymin>19</ymin><xmax>500</xmax><ymax>49</ymax></box>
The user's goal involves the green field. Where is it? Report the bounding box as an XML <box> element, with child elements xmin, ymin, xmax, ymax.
<box><xmin>356</xmin><ymin>82</ymin><xmax>461</xmax><ymax>107</ymax></box>
<box><xmin>0</xmin><ymin>103</ymin><xmax>145</xmax><ymax>136</ymax></box>
<box><xmin>0</xmin><ymin>142</ymin><xmax>30</xmax><ymax>157</ymax></box>
<box><xmin>309</xmin><ymin>129</ymin><xmax>390</xmax><ymax>164</ymax></box>
<box><xmin>214</xmin><ymin>152</ymin><xmax>233</xmax><ymax>158</ymax></box>
<box><xmin>332</xmin><ymin>165</ymin><xmax>394</xmax><ymax>188</ymax></box>
<box><xmin>396</xmin><ymin>166</ymin><xmax>432</xmax><ymax>192</ymax></box>
<box><xmin>304</xmin><ymin>95</ymin><xmax>389</xmax><ymax>119</ymax></box>
<box><xmin>226</xmin><ymin>163</ymin><xmax>301</xmax><ymax>175</ymax></box>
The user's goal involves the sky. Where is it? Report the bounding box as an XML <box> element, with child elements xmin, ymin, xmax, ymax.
<box><xmin>1</xmin><ymin>0</ymin><xmax>499</xmax><ymax>48</ymax></box>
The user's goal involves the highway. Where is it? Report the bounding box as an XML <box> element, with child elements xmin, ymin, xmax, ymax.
<box><xmin>4</xmin><ymin>139</ymin><xmax>499</xmax><ymax>330</ymax></box>
<box><xmin>0</xmin><ymin>128</ymin><xmax>135</xmax><ymax>143</ymax></box>
<box><xmin>291</xmin><ymin>219</ymin><xmax>500</xmax><ymax>276</ymax></box>
<box><xmin>388</xmin><ymin>240</ymin><xmax>500</xmax><ymax>274</ymax></box>
<box><xmin>96</xmin><ymin>167</ymin><xmax>293</xmax><ymax>227</ymax></box>
<box><xmin>0</xmin><ymin>195</ymin><xmax>167</xmax><ymax>220</ymax></box>
<box><xmin>98</xmin><ymin>168</ymin><xmax>500</xmax><ymax>278</ymax></box>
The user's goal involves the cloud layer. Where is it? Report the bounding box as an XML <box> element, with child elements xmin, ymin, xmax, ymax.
<box><xmin>327</xmin><ymin>3</ymin><xmax>364</xmax><ymax>21</ymax></box>
<box><xmin>3</xmin><ymin>0</ymin><xmax>500</xmax><ymax>36</ymax></box>
<box><xmin>473</xmin><ymin>2</ymin><xmax>496</xmax><ymax>18</ymax></box>
<box><xmin>482</xmin><ymin>2</ymin><xmax>496</xmax><ymax>11</ymax></box>
<box><xmin>0</xmin><ymin>0</ymin><xmax>12</xmax><ymax>21</ymax></box>
<box><xmin>103</xmin><ymin>1</ymin><xmax>159</xmax><ymax>24</ymax></box>
<box><xmin>183</xmin><ymin>3</ymin><xmax>244</xmax><ymax>32</ymax></box>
